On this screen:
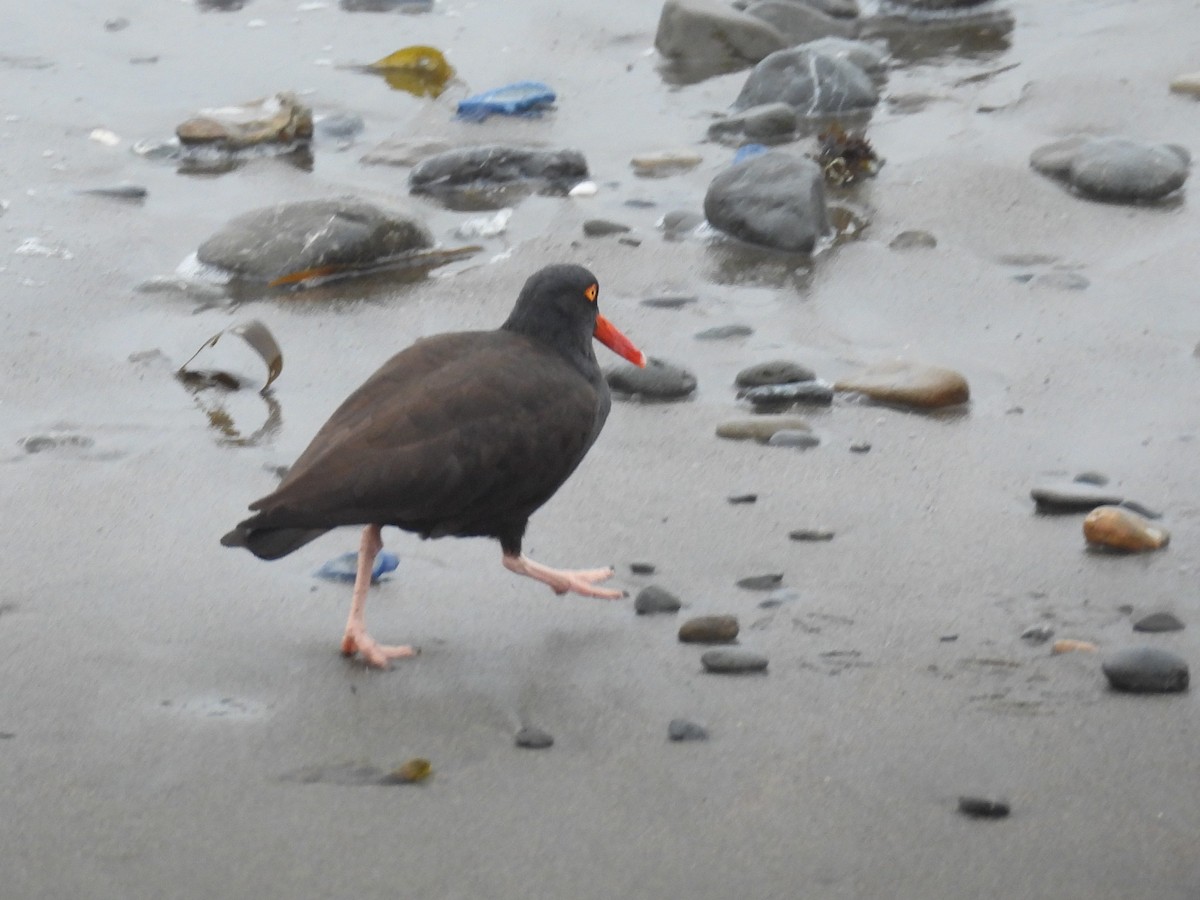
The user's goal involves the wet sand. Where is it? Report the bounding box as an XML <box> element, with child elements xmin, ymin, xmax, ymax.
<box><xmin>1</xmin><ymin>1</ymin><xmax>1198</xmax><ymax>897</ymax></box>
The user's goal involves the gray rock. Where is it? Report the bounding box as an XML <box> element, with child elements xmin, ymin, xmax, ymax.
<box><xmin>1132</xmin><ymin>611</ymin><xmax>1184</xmax><ymax>633</ymax></box>
<box><xmin>641</xmin><ymin>294</ymin><xmax>699</xmax><ymax>309</ymax></box>
<box><xmin>789</xmin><ymin>528</ymin><xmax>835</xmax><ymax>541</ymax></box>
<box><xmin>197</xmin><ymin>198</ymin><xmax>432</xmax><ymax>281</ymax></box>
<box><xmin>668</xmin><ymin>719</ymin><xmax>710</xmax><ymax>741</ymax></box>
<box><xmin>361</xmin><ymin>136</ymin><xmax>455</xmax><ymax>167</ymax></box>
<box><xmin>732</xmin><ymin>47</ymin><xmax>878</xmax><ymax>116</ymax></box>
<box><xmin>659</xmin><ymin>210</ymin><xmax>706</xmax><ymax>237</ymax></box>
<box><xmin>583</xmin><ymin>219</ymin><xmax>632</xmax><ymax>237</ymax></box>
<box><xmin>1102</xmin><ymin>647</ymin><xmax>1189</xmax><ymax>693</ymax></box>
<box><xmin>889</xmin><ymin>229</ymin><xmax>937</xmax><ymax>250</ymax></box>
<box><xmin>848</xmin><ymin>440</ymin><xmax>871</xmax><ymax>453</ymax></box>
<box><xmin>1032</xmin><ymin>271</ymin><xmax>1089</xmax><ymax>291</ymax></box>
<box><xmin>1020</xmin><ymin>625</ymin><xmax>1055</xmax><ymax>645</ymax></box>
<box><xmin>736</xmin><ymin>360</ymin><xmax>816</xmax><ymax>387</ymax></box>
<box><xmin>834</xmin><ymin>360</ymin><xmax>969</xmax><ymax>409</ymax></box>
<box><xmin>957</xmin><ymin>796</ymin><xmax>1011</xmax><ymax>818</ymax></box>
<box><xmin>707</xmin><ymin>102</ymin><xmax>798</xmax><ymax>142</ymax></box>
<box><xmin>635</xmin><ymin>585</ymin><xmax>683</xmax><ymax>615</ymax></box>
<box><xmin>701</xmin><ymin>648</ymin><xmax>769</xmax><ymax>673</ymax></box>
<box><xmin>655</xmin><ymin>0</ymin><xmax>787</xmax><ymax>78</ymax></box>
<box><xmin>679</xmin><ymin>615</ymin><xmax>740</xmax><ymax>643</ymax></box>
<box><xmin>767</xmin><ymin>429</ymin><xmax>821</xmax><ymax>448</ymax></box>
<box><xmin>801</xmin><ymin>37</ymin><xmax>887</xmax><ymax>75</ymax></box>
<box><xmin>704</xmin><ymin>150</ymin><xmax>830</xmax><ymax>252</ymax></box>
<box><xmin>1030</xmin><ymin>136</ymin><xmax>1190</xmax><ymax>203</ymax></box>
<box><xmin>1030</xmin><ymin>481</ymin><xmax>1124</xmax><ymax>513</ymax></box>
<box><xmin>515</xmin><ymin>726</ymin><xmax>555</xmax><ymax>749</ymax></box>
<box><xmin>696</xmin><ymin>324</ymin><xmax>754</xmax><ymax>340</ymax></box>
<box><xmin>314</xmin><ymin>112</ymin><xmax>365</xmax><ymax>143</ymax></box>
<box><xmin>889</xmin><ymin>0</ymin><xmax>993</xmax><ymax>9</ymax></box>
<box><xmin>728</xmin><ymin>493</ymin><xmax>758</xmax><ymax>504</ymax></box>
<box><xmin>716</xmin><ymin>415</ymin><xmax>812</xmax><ymax>442</ymax></box>
<box><xmin>606</xmin><ymin>357</ymin><xmax>697</xmax><ymax>400</ymax></box>
<box><xmin>737</xmin><ymin>573</ymin><xmax>783</xmax><ymax>590</ymax></box>
<box><xmin>410</xmin><ymin>146</ymin><xmax>588</xmax><ymax>194</ymax></box>
<box><xmin>743</xmin><ymin>380</ymin><xmax>834</xmax><ymax>408</ymax></box>
<box><xmin>743</xmin><ymin>1</ymin><xmax>856</xmax><ymax>44</ymax></box>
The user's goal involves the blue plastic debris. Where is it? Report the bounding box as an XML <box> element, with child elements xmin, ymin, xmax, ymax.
<box><xmin>316</xmin><ymin>551</ymin><xmax>399</xmax><ymax>584</ymax></box>
<box><xmin>732</xmin><ymin>144</ymin><xmax>769</xmax><ymax>165</ymax></box>
<box><xmin>456</xmin><ymin>81</ymin><xmax>556</xmax><ymax>122</ymax></box>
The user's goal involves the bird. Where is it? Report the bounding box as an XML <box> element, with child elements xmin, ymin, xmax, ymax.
<box><xmin>221</xmin><ymin>264</ymin><xmax>647</xmax><ymax>668</ymax></box>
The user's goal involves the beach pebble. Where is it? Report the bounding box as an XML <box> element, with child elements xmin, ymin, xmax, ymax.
<box><xmin>1074</xmin><ymin>471</ymin><xmax>1109</xmax><ymax>485</ymax></box>
<box><xmin>701</xmin><ymin>648</ymin><xmax>769</xmax><ymax>673</ymax></box>
<box><xmin>409</xmin><ymin>146</ymin><xmax>589</xmax><ymax>197</ymax></box>
<box><xmin>1030</xmin><ymin>135</ymin><xmax>1190</xmax><ymax>203</ymax></box>
<box><xmin>834</xmin><ymin>360</ymin><xmax>969</xmax><ymax>409</ymax></box>
<box><xmin>1083</xmin><ymin>506</ymin><xmax>1169</xmax><ymax>552</ymax></box>
<box><xmin>707</xmin><ymin>102</ymin><xmax>798</xmax><ymax>142</ymax></box>
<box><xmin>1051</xmin><ymin>639</ymin><xmax>1097</xmax><ymax>655</ymax></box>
<box><xmin>177</xmin><ymin>92</ymin><xmax>313</xmax><ymax>149</ymax></box>
<box><xmin>1032</xmin><ymin>271</ymin><xmax>1089</xmax><ymax>291</ymax></box>
<box><xmin>801</xmin><ymin>36</ymin><xmax>887</xmax><ymax>73</ymax></box>
<box><xmin>789</xmin><ymin>528</ymin><xmax>834</xmax><ymax>541</ymax></box>
<box><xmin>957</xmin><ymin>796</ymin><xmax>1011</xmax><ymax>819</ymax></box>
<box><xmin>381</xmin><ymin>758</ymin><xmax>433</xmax><ymax>784</ymax></box>
<box><xmin>515</xmin><ymin>726</ymin><xmax>554</xmax><ymax>749</ymax></box>
<box><xmin>659</xmin><ymin>210</ymin><xmax>706</xmax><ymax>238</ymax></box>
<box><xmin>848</xmin><ymin>440</ymin><xmax>871</xmax><ymax>453</ymax></box>
<box><xmin>630</xmin><ymin>562</ymin><xmax>657</xmax><ymax>575</ymax></box>
<box><xmin>889</xmin><ymin>230</ymin><xmax>937</xmax><ymax>250</ymax></box>
<box><xmin>716</xmin><ymin>416</ymin><xmax>811</xmax><ymax>442</ymax></box>
<box><xmin>668</xmin><ymin>719</ymin><xmax>709</xmax><ymax>742</ymax></box>
<box><xmin>742</xmin><ymin>381</ymin><xmax>834</xmax><ymax>409</ymax></box>
<box><xmin>728</xmin><ymin>493</ymin><xmax>758</xmax><ymax>504</ymax></box>
<box><xmin>737</xmin><ymin>573</ymin><xmax>783</xmax><ymax>591</ymax></box>
<box><xmin>767</xmin><ymin>429</ymin><xmax>821</xmax><ymax>449</ymax></box>
<box><xmin>635</xmin><ymin>585</ymin><xmax>683</xmax><ymax>615</ymax></box>
<box><xmin>606</xmin><ymin>357</ymin><xmax>697</xmax><ymax>400</ymax></box>
<box><xmin>631</xmin><ymin>150</ymin><xmax>703</xmax><ymax>177</ymax></box>
<box><xmin>1170</xmin><ymin>72</ymin><xmax>1200</xmax><ymax>96</ymax></box>
<box><xmin>583</xmin><ymin>219</ymin><xmax>632</xmax><ymax>237</ymax></box>
<box><xmin>1020</xmin><ymin>625</ymin><xmax>1055</xmax><ymax>645</ymax></box>
<box><xmin>743</xmin><ymin>1</ymin><xmax>856</xmax><ymax>45</ymax></box>
<box><xmin>197</xmin><ymin>198</ymin><xmax>432</xmax><ymax>282</ymax></box>
<box><xmin>732</xmin><ymin>46</ymin><xmax>878</xmax><ymax>116</ymax></box>
<box><xmin>641</xmin><ymin>294</ymin><xmax>698</xmax><ymax>309</ymax></box>
<box><xmin>696</xmin><ymin>324</ymin><xmax>754</xmax><ymax>340</ymax></box>
<box><xmin>1132</xmin><ymin>611</ymin><xmax>1184</xmax><ymax>633</ymax></box>
<box><xmin>736</xmin><ymin>360</ymin><xmax>816</xmax><ymax>387</ymax></box>
<box><xmin>360</xmin><ymin>136</ymin><xmax>454</xmax><ymax>167</ymax></box>
<box><xmin>704</xmin><ymin>150</ymin><xmax>830</xmax><ymax>252</ymax></box>
<box><xmin>655</xmin><ymin>0</ymin><xmax>787</xmax><ymax>80</ymax></box>
<box><xmin>1102</xmin><ymin>647</ymin><xmax>1189</xmax><ymax>693</ymax></box>
<box><xmin>679</xmin><ymin>615</ymin><xmax>740</xmax><ymax>643</ymax></box>
<box><xmin>1030</xmin><ymin>481</ymin><xmax>1125</xmax><ymax>513</ymax></box>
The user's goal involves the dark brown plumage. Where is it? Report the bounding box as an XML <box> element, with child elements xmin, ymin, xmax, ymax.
<box><xmin>222</xmin><ymin>264</ymin><xmax>645</xmax><ymax>667</ymax></box>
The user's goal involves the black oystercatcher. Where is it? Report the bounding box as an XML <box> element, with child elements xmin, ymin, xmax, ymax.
<box><xmin>221</xmin><ymin>264</ymin><xmax>646</xmax><ymax>668</ymax></box>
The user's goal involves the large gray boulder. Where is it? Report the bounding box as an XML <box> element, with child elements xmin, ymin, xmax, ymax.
<box><xmin>656</xmin><ymin>0</ymin><xmax>787</xmax><ymax>79</ymax></box>
<box><xmin>732</xmin><ymin>46</ymin><xmax>878</xmax><ymax>115</ymax></box>
<box><xmin>197</xmin><ymin>198</ymin><xmax>432</xmax><ymax>281</ymax></box>
<box><xmin>743</xmin><ymin>0</ymin><xmax>857</xmax><ymax>43</ymax></box>
<box><xmin>703</xmin><ymin>150</ymin><xmax>830</xmax><ymax>252</ymax></box>
<box><xmin>1030</xmin><ymin>136</ymin><xmax>1190</xmax><ymax>203</ymax></box>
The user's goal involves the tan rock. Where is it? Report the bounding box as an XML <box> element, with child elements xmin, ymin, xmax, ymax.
<box><xmin>1169</xmin><ymin>72</ymin><xmax>1200</xmax><ymax>96</ymax></box>
<box><xmin>1082</xmin><ymin>505</ymin><xmax>1169</xmax><ymax>552</ymax></box>
<box><xmin>1051</xmin><ymin>639</ymin><xmax>1097</xmax><ymax>655</ymax></box>
<box><xmin>834</xmin><ymin>359</ymin><xmax>969</xmax><ymax>409</ymax></box>
<box><xmin>716</xmin><ymin>415</ymin><xmax>811</xmax><ymax>442</ymax></box>
<box><xmin>177</xmin><ymin>92</ymin><xmax>313</xmax><ymax>149</ymax></box>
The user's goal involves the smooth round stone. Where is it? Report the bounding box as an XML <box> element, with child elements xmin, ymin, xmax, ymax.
<box><xmin>736</xmin><ymin>360</ymin><xmax>816</xmax><ymax>387</ymax></box>
<box><xmin>1102</xmin><ymin>647</ymin><xmax>1189</xmax><ymax>693</ymax></box>
<box><xmin>703</xmin><ymin>150</ymin><xmax>830</xmax><ymax>252</ymax></box>
<box><xmin>834</xmin><ymin>360</ymin><xmax>969</xmax><ymax>409</ymax></box>
<box><xmin>848</xmin><ymin>440</ymin><xmax>871</xmax><ymax>453</ymax></box>
<box><xmin>606</xmin><ymin>358</ymin><xmax>697</xmax><ymax>400</ymax></box>
<box><xmin>957</xmin><ymin>796</ymin><xmax>1011</xmax><ymax>819</ymax></box>
<box><xmin>889</xmin><ymin>230</ymin><xmax>937</xmax><ymax>250</ymax></box>
<box><xmin>1132</xmin><ymin>611</ymin><xmax>1185</xmax><ymax>633</ymax></box>
<box><xmin>1030</xmin><ymin>482</ymin><xmax>1124</xmax><ymax>513</ymax></box>
<box><xmin>789</xmin><ymin>528</ymin><xmax>834</xmax><ymax>541</ymax></box>
<box><xmin>732</xmin><ymin>46</ymin><xmax>878</xmax><ymax>115</ymax></box>
<box><xmin>743</xmin><ymin>381</ymin><xmax>834</xmax><ymax>408</ymax></box>
<box><xmin>641</xmin><ymin>294</ymin><xmax>698</xmax><ymax>309</ymax></box>
<box><xmin>515</xmin><ymin>726</ymin><xmax>554</xmax><ymax>749</ymax></box>
<box><xmin>1074</xmin><ymin>471</ymin><xmax>1109</xmax><ymax>486</ymax></box>
<box><xmin>695</xmin><ymin>324</ymin><xmax>754</xmax><ymax>340</ymax></box>
<box><xmin>630</xmin><ymin>562</ymin><xmax>657</xmax><ymax>575</ymax></box>
<box><xmin>630</xmin><ymin>150</ymin><xmax>703</xmax><ymax>177</ymax></box>
<box><xmin>409</xmin><ymin>146</ymin><xmax>589</xmax><ymax>193</ymax></box>
<box><xmin>668</xmin><ymin>719</ymin><xmax>709</xmax><ymax>742</ymax></box>
<box><xmin>728</xmin><ymin>493</ymin><xmax>758</xmax><ymax>504</ymax></box>
<box><xmin>1083</xmin><ymin>506</ymin><xmax>1169</xmax><ymax>552</ymax></box>
<box><xmin>1030</xmin><ymin>135</ymin><xmax>1190</xmax><ymax>203</ymax></box>
<box><xmin>635</xmin><ymin>585</ymin><xmax>683</xmax><ymax>615</ymax></box>
<box><xmin>1170</xmin><ymin>72</ymin><xmax>1200</xmax><ymax>96</ymax></box>
<box><xmin>701</xmin><ymin>648</ymin><xmax>769</xmax><ymax>673</ymax></box>
<box><xmin>767</xmin><ymin>429</ymin><xmax>821</xmax><ymax>449</ymax></box>
<box><xmin>1020</xmin><ymin>625</ymin><xmax>1055</xmax><ymax>645</ymax></box>
<box><xmin>583</xmin><ymin>219</ymin><xmax>632</xmax><ymax>237</ymax></box>
<box><xmin>737</xmin><ymin>573</ymin><xmax>783</xmax><ymax>591</ymax></box>
<box><xmin>716</xmin><ymin>416</ymin><xmax>811</xmax><ymax>442</ymax></box>
<box><xmin>679</xmin><ymin>615</ymin><xmax>739</xmax><ymax>643</ymax></box>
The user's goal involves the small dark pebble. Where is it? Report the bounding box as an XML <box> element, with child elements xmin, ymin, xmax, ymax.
<box><xmin>728</xmin><ymin>493</ymin><xmax>758</xmax><ymax>504</ymax></box>
<box><xmin>958</xmin><ymin>796</ymin><xmax>1011</xmax><ymax>819</ymax></box>
<box><xmin>617</xmin><ymin>236</ymin><xmax>642</xmax><ymax>247</ymax></box>
<box><xmin>641</xmin><ymin>295</ymin><xmax>698</xmax><ymax>309</ymax></box>
<box><xmin>77</xmin><ymin>184</ymin><xmax>148</xmax><ymax>201</ymax></box>
<box><xmin>695</xmin><ymin>324</ymin><xmax>753</xmax><ymax>340</ymax></box>
<box><xmin>515</xmin><ymin>726</ymin><xmax>554</xmax><ymax>749</ymax></box>
<box><xmin>743</xmin><ymin>381</ymin><xmax>834</xmax><ymax>409</ymax></box>
<box><xmin>583</xmin><ymin>219</ymin><xmax>632</xmax><ymax>237</ymax></box>
<box><xmin>624</xmin><ymin>198</ymin><xmax>657</xmax><ymax>209</ymax></box>
<box><xmin>1031</xmin><ymin>482</ymin><xmax>1124</xmax><ymax>513</ymax></box>
<box><xmin>1132</xmin><ymin>611</ymin><xmax>1184</xmax><ymax>633</ymax></box>
<box><xmin>1117</xmin><ymin>499</ymin><xmax>1163</xmax><ymax>520</ymax></box>
<box><xmin>630</xmin><ymin>562</ymin><xmax>656</xmax><ymax>575</ymax></box>
<box><xmin>0</xmin><ymin>732</ymin><xmax>15</xmax><ymax>739</ymax></box>
<box><xmin>104</xmin><ymin>16</ymin><xmax>130</xmax><ymax>31</ymax></box>
<box><xmin>735</xmin><ymin>360</ymin><xmax>816</xmax><ymax>388</ymax></box>
<box><xmin>1021</xmin><ymin>625</ymin><xmax>1055</xmax><ymax>645</ymax></box>
<box><xmin>939</xmin><ymin>634</ymin><xmax>959</xmax><ymax>642</ymax></box>
<box><xmin>788</xmin><ymin>528</ymin><xmax>834</xmax><ymax>542</ymax></box>
<box><xmin>767</xmin><ymin>430</ymin><xmax>821</xmax><ymax>449</ymax></box>
<box><xmin>1074</xmin><ymin>471</ymin><xmax>1109</xmax><ymax>486</ymax></box>
<box><xmin>701</xmin><ymin>648</ymin><xmax>768</xmax><ymax>674</ymax></box>
<box><xmin>679</xmin><ymin>615</ymin><xmax>739</xmax><ymax>643</ymax></box>
<box><xmin>634</xmin><ymin>585</ymin><xmax>682</xmax><ymax>615</ymax></box>
<box><xmin>1102</xmin><ymin>646</ymin><xmax>1189</xmax><ymax>693</ymax></box>
<box><xmin>737</xmin><ymin>573</ymin><xmax>783</xmax><ymax>591</ymax></box>
<box><xmin>1012</xmin><ymin>273</ymin><xmax>1035</xmax><ymax>284</ymax></box>
<box><xmin>668</xmin><ymin>719</ymin><xmax>709</xmax><ymax>742</ymax></box>
<box><xmin>849</xmin><ymin>440</ymin><xmax>871</xmax><ymax>453</ymax></box>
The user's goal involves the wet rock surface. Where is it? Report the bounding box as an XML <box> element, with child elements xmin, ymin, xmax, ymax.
<box><xmin>409</xmin><ymin>146</ymin><xmax>589</xmax><ymax>197</ymax></box>
<box><xmin>742</xmin><ymin>381</ymin><xmax>834</xmax><ymax>409</ymax></box>
<box><xmin>1132</xmin><ymin>611</ymin><xmax>1184</xmax><ymax>633</ymax></box>
<box><xmin>735</xmin><ymin>360</ymin><xmax>816</xmax><ymax>387</ymax></box>
<box><xmin>655</xmin><ymin>0</ymin><xmax>787</xmax><ymax>79</ymax></box>
<box><xmin>732</xmin><ymin>46</ymin><xmax>878</xmax><ymax>116</ymax></box>
<box><xmin>635</xmin><ymin>585</ymin><xmax>683</xmax><ymax>615</ymax></box>
<box><xmin>834</xmin><ymin>360</ymin><xmax>969</xmax><ymax>409</ymax></box>
<box><xmin>1030</xmin><ymin>135</ymin><xmax>1190</xmax><ymax>203</ymax></box>
<box><xmin>1102</xmin><ymin>647</ymin><xmax>1189</xmax><ymax>693</ymax></box>
<box><xmin>704</xmin><ymin>150</ymin><xmax>830</xmax><ymax>252</ymax></box>
<box><xmin>176</xmin><ymin>92</ymin><xmax>313</xmax><ymax>149</ymax></box>
<box><xmin>742</xmin><ymin>1</ymin><xmax>856</xmax><ymax>45</ymax></box>
<box><xmin>701</xmin><ymin>648</ymin><xmax>769</xmax><ymax>673</ymax></box>
<box><xmin>606</xmin><ymin>358</ymin><xmax>697</xmax><ymax>400</ymax></box>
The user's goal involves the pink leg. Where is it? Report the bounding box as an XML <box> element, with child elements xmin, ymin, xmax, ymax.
<box><xmin>340</xmin><ymin>525</ymin><xmax>418</xmax><ymax>669</ymax></box>
<box><xmin>502</xmin><ymin>552</ymin><xmax>623</xmax><ymax>599</ymax></box>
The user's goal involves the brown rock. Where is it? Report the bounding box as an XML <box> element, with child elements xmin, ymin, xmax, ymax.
<box><xmin>679</xmin><ymin>615</ymin><xmax>739</xmax><ymax>644</ymax></box>
<box><xmin>1083</xmin><ymin>506</ymin><xmax>1169</xmax><ymax>552</ymax></box>
<box><xmin>834</xmin><ymin>359</ymin><xmax>969</xmax><ymax>409</ymax></box>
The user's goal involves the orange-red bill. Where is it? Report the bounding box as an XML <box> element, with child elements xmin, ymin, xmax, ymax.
<box><xmin>593</xmin><ymin>314</ymin><xmax>646</xmax><ymax>368</ymax></box>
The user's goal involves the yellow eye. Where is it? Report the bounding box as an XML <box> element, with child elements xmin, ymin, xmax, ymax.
<box><xmin>584</xmin><ymin>283</ymin><xmax>598</xmax><ymax>303</ymax></box>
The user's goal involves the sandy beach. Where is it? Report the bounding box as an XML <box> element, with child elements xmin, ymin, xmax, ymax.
<box><xmin>1</xmin><ymin>1</ymin><xmax>1198</xmax><ymax>897</ymax></box>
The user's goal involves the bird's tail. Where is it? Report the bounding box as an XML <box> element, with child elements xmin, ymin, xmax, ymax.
<box><xmin>220</xmin><ymin>524</ymin><xmax>330</xmax><ymax>561</ymax></box>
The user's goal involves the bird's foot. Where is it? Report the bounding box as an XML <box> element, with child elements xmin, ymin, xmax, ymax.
<box><xmin>502</xmin><ymin>553</ymin><xmax>624</xmax><ymax>599</ymax></box>
<box><xmin>341</xmin><ymin>627</ymin><xmax>418</xmax><ymax>670</ymax></box>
